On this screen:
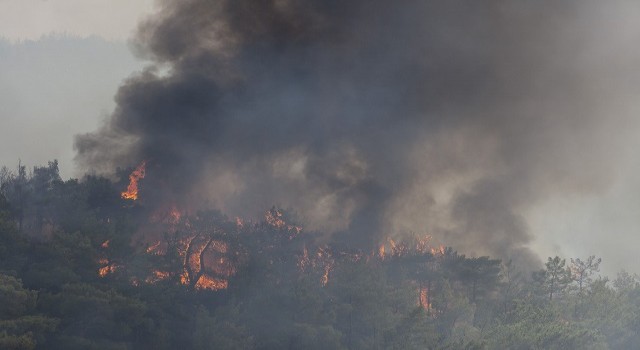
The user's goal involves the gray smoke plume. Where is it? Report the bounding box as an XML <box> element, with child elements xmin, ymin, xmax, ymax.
<box><xmin>75</xmin><ymin>0</ymin><xmax>639</xmax><ymax>267</ymax></box>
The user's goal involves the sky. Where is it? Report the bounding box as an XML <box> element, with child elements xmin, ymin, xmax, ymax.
<box><xmin>0</xmin><ymin>0</ymin><xmax>154</xmax><ymax>178</ymax></box>
<box><xmin>0</xmin><ymin>0</ymin><xmax>155</xmax><ymax>41</ymax></box>
<box><xmin>2</xmin><ymin>1</ymin><xmax>640</xmax><ymax>276</ymax></box>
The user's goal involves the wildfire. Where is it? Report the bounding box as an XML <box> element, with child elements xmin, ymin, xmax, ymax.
<box><xmin>149</xmin><ymin>205</ymin><xmax>185</xmax><ymax>229</ymax></box>
<box><xmin>180</xmin><ymin>271</ymin><xmax>189</xmax><ymax>285</ymax></box>
<box><xmin>376</xmin><ymin>236</ymin><xmax>445</xmax><ymax>259</ymax></box>
<box><xmin>100</xmin><ymin>199</ymin><xmax>453</xmax><ymax>301</ymax></box>
<box><xmin>235</xmin><ymin>217</ymin><xmax>244</xmax><ymax>229</ymax></box>
<box><xmin>265</xmin><ymin>208</ymin><xmax>286</xmax><ymax>229</ymax></box>
<box><xmin>321</xmin><ymin>264</ymin><xmax>332</xmax><ymax>286</ymax></box>
<box><xmin>98</xmin><ymin>266</ymin><xmax>112</xmax><ymax>277</ymax></box>
<box><xmin>143</xmin><ymin>224</ymin><xmax>238</xmax><ymax>292</ymax></box>
<box><xmin>298</xmin><ymin>246</ymin><xmax>310</xmax><ymax>270</ymax></box>
<box><xmin>297</xmin><ymin>245</ymin><xmax>336</xmax><ymax>286</ymax></box>
<box><xmin>98</xmin><ymin>258</ymin><xmax>120</xmax><ymax>277</ymax></box>
<box><xmin>419</xmin><ymin>286</ymin><xmax>430</xmax><ymax>309</ymax></box>
<box><xmin>168</xmin><ymin>206</ymin><xmax>181</xmax><ymax>224</ymax></box>
<box><xmin>146</xmin><ymin>270</ymin><xmax>171</xmax><ymax>283</ymax></box>
<box><xmin>194</xmin><ymin>275</ymin><xmax>228</xmax><ymax>291</ymax></box>
<box><xmin>146</xmin><ymin>241</ymin><xmax>163</xmax><ymax>255</ymax></box>
<box><xmin>210</xmin><ymin>240</ymin><xmax>228</xmax><ymax>254</ymax></box>
<box><xmin>430</xmin><ymin>245</ymin><xmax>446</xmax><ymax>256</ymax></box>
<box><xmin>264</xmin><ymin>207</ymin><xmax>302</xmax><ymax>236</ymax></box>
<box><xmin>115</xmin><ymin>200</ymin><xmax>452</xmax><ymax>295</ymax></box>
<box><xmin>389</xmin><ymin>239</ymin><xmax>398</xmax><ymax>255</ymax></box>
<box><xmin>121</xmin><ymin>161</ymin><xmax>146</xmax><ymax>200</ymax></box>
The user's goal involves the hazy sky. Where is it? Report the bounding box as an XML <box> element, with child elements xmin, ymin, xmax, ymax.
<box><xmin>0</xmin><ymin>0</ymin><xmax>155</xmax><ymax>41</ymax></box>
<box><xmin>0</xmin><ymin>0</ymin><xmax>154</xmax><ymax>177</ymax></box>
<box><xmin>2</xmin><ymin>1</ymin><xmax>640</xmax><ymax>276</ymax></box>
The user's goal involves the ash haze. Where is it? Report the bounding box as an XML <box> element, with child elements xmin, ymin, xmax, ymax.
<box><xmin>5</xmin><ymin>0</ymin><xmax>640</xmax><ymax>274</ymax></box>
<box><xmin>0</xmin><ymin>0</ymin><xmax>154</xmax><ymax>178</ymax></box>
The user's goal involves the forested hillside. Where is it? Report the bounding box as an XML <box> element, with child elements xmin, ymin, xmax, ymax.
<box><xmin>0</xmin><ymin>161</ymin><xmax>639</xmax><ymax>349</ymax></box>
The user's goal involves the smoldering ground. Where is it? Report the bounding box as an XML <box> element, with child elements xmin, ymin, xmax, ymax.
<box><xmin>75</xmin><ymin>0</ymin><xmax>640</xmax><ymax>268</ymax></box>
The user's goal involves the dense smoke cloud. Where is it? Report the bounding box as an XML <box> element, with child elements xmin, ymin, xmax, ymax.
<box><xmin>75</xmin><ymin>0</ymin><xmax>638</xmax><ymax>266</ymax></box>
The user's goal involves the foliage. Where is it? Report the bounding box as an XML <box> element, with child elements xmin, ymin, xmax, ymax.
<box><xmin>0</xmin><ymin>160</ymin><xmax>639</xmax><ymax>349</ymax></box>
<box><xmin>0</xmin><ymin>274</ymin><xmax>58</xmax><ymax>349</ymax></box>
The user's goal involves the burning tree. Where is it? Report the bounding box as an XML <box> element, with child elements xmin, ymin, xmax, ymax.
<box><xmin>121</xmin><ymin>161</ymin><xmax>146</xmax><ymax>201</ymax></box>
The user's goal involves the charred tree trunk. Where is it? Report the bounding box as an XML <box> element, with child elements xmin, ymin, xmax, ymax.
<box><xmin>190</xmin><ymin>236</ymin><xmax>215</xmax><ymax>289</ymax></box>
<box><xmin>183</xmin><ymin>233</ymin><xmax>200</xmax><ymax>289</ymax></box>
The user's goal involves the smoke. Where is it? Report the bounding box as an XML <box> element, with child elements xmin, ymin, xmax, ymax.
<box><xmin>75</xmin><ymin>0</ymin><xmax>639</xmax><ymax>266</ymax></box>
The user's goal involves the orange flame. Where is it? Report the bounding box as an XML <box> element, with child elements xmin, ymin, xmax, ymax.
<box><xmin>98</xmin><ymin>266</ymin><xmax>111</xmax><ymax>277</ymax></box>
<box><xmin>98</xmin><ymin>258</ymin><xmax>120</xmax><ymax>277</ymax></box>
<box><xmin>146</xmin><ymin>241</ymin><xmax>163</xmax><ymax>255</ymax></box>
<box><xmin>430</xmin><ymin>245</ymin><xmax>445</xmax><ymax>256</ymax></box>
<box><xmin>146</xmin><ymin>270</ymin><xmax>171</xmax><ymax>283</ymax></box>
<box><xmin>235</xmin><ymin>217</ymin><xmax>244</xmax><ymax>229</ymax></box>
<box><xmin>321</xmin><ymin>264</ymin><xmax>332</xmax><ymax>286</ymax></box>
<box><xmin>121</xmin><ymin>161</ymin><xmax>146</xmax><ymax>200</ymax></box>
<box><xmin>169</xmin><ymin>207</ymin><xmax>181</xmax><ymax>222</ymax></box>
<box><xmin>264</xmin><ymin>208</ymin><xmax>302</xmax><ymax>236</ymax></box>
<box><xmin>265</xmin><ymin>208</ymin><xmax>286</xmax><ymax>229</ymax></box>
<box><xmin>195</xmin><ymin>275</ymin><xmax>228</xmax><ymax>291</ymax></box>
<box><xmin>420</xmin><ymin>286</ymin><xmax>430</xmax><ymax>309</ymax></box>
<box><xmin>298</xmin><ymin>246</ymin><xmax>310</xmax><ymax>270</ymax></box>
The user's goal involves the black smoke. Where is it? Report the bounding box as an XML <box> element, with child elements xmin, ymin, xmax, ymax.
<box><xmin>75</xmin><ymin>0</ymin><xmax>632</xmax><ymax>266</ymax></box>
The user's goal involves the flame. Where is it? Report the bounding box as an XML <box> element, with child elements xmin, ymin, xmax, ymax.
<box><xmin>264</xmin><ymin>208</ymin><xmax>302</xmax><ymax>236</ymax></box>
<box><xmin>419</xmin><ymin>286</ymin><xmax>430</xmax><ymax>309</ymax></box>
<box><xmin>130</xmin><ymin>207</ymin><xmax>449</xmax><ymax>296</ymax></box>
<box><xmin>430</xmin><ymin>245</ymin><xmax>445</xmax><ymax>256</ymax></box>
<box><xmin>298</xmin><ymin>246</ymin><xmax>310</xmax><ymax>270</ymax></box>
<box><xmin>265</xmin><ymin>208</ymin><xmax>286</xmax><ymax>229</ymax></box>
<box><xmin>171</xmin><ymin>232</ymin><xmax>236</xmax><ymax>291</ymax></box>
<box><xmin>180</xmin><ymin>271</ymin><xmax>189</xmax><ymax>285</ymax></box>
<box><xmin>98</xmin><ymin>258</ymin><xmax>120</xmax><ymax>277</ymax></box>
<box><xmin>195</xmin><ymin>275</ymin><xmax>228</xmax><ymax>291</ymax></box>
<box><xmin>106</xmin><ymin>206</ymin><xmax>245</xmax><ymax>291</ymax></box>
<box><xmin>416</xmin><ymin>236</ymin><xmax>431</xmax><ymax>254</ymax></box>
<box><xmin>146</xmin><ymin>270</ymin><xmax>171</xmax><ymax>283</ymax></box>
<box><xmin>149</xmin><ymin>205</ymin><xmax>184</xmax><ymax>228</ymax></box>
<box><xmin>210</xmin><ymin>240</ymin><xmax>228</xmax><ymax>254</ymax></box>
<box><xmin>146</xmin><ymin>241</ymin><xmax>163</xmax><ymax>255</ymax></box>
<box><xmin>376</xmin><ymin>236</ymin><xmax>445</xmax><ymax>259</ymax></box>
<box><xmin>168</xmin><ymin>206</ymin><xmax>181</xmax><ymax>224</ymax></box>
<box><xmin>317</xmin><ymin>246</ymin><xmax>335</xmax><ymax>286</ymax></box>
<box><xmin>98</xmin><ymin>266</ymin><xmax>111</xmax><ymax>277</ymax></box>
<box><xmin>321</xmin><ymin>264</ymin><xmax>332</xmax><ymax>286</ymax></box>
<box><xmin>297</xmin><ymin>245</ymin><xmax>336</xmax><ymax>286</ymax></box>
<box><xmin>121</xmin><ymin>161</ymin><xmax>146</xmax><ymax>200</ymax></box>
